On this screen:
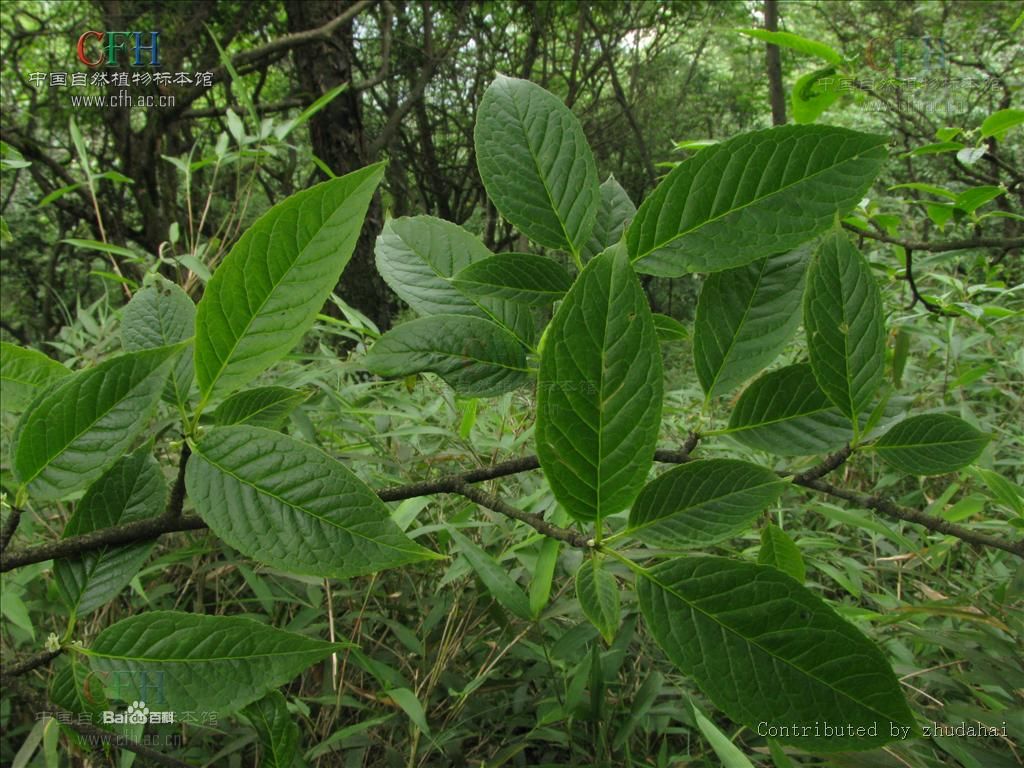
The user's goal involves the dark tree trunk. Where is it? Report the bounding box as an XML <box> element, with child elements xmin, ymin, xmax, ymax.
<box><xmin>286</xmin><ymin>0</ymin><xmax>395</xmax><ymax>332</ymax></box>
<box><xmin>764</xmin><ymin>0</ymin><xmax>787</xmax><ymax>126</ymax></box>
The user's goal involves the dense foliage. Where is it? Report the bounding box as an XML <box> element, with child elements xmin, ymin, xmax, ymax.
<box><xmin>1</xmin><ymin>2</ymin><xmax>1022</xmax><ymax>767</ymax></box>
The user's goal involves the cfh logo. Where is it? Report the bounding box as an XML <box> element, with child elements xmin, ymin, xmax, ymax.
<box><xmin>76</xmin><ymin>31</ymin><xmax>161</xmax><ymax>67</ymax></box>
<box><xmin>864</xmin><ymin>35</ymin><xmax>947</xmax><ymax>76</ymax></box>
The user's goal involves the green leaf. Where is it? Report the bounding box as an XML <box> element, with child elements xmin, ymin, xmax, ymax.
<box><xmin>452</xmin><ymin>253</ymin><xmax>571</xmax><ymax>306</ymax></box>
<box><xmin>61</xmin><ymin>238</ymin><xmax>138</xmax><ymax>260</ymax></box>
<box><xmin>638</xmin><ymin>557</ymin><xmax>915</xmax><ymax>752</ymax></box>
<box><xmin>653</xmin><ymin>313</ymin><xmax>689</xmax><ymax>343</ymax></box>
<box><xmin>374</xmin><ymin>216</ymin><xmax>532</xmax><ymax>340</ymax></box>
<box><xmin>186</xmin><ymin>426</ymin><xmax>440</xmax><ymax>578</ymax></box>
<box><xmin>758</xmin><ymin>524</ymin><xmax>806</xmax><ymax>582</ymax></box>
<box><xmin>980</xmin><ymin>108</ymin><xmax>1024</xmax><ymax>139</ymax></box>
<box><xmin>954</xmin><ymin>185</ymin><xmax>1004</xmax><ymax>214</ymax></box>
<box><xmin>626</xmin><ymin>460</ymin><xmax>787</xmax><ymax>548</ymax></box>
<box><xmin>81</xmin><ymin>611</ymin><xmax>344</xmax><ymax>713</ymax></box>
<box><xmin>627</xmin><ymin>125</ymin><xmax>887</xmax><ymax>276</ymax></box>
<box><xmin>385</xmin><ymin>687</ymin><xmax>432</xmax><ymax>737</ymax></box>
<box><xmin>54</xmin><ymin>450</ymin><xmax>166</xmax><ymax>615</ymax></box>
<box><xmin>874</xmin><ymin>414</ymin><xmax>990</xmax><ymax>475</ymax></box>
<box><xmin>725</xmin><ymin>364</ymin><xmax>853</xmax><ymax>456</ymax></box>
<box><xmin>243</xmin><ymin>691</ymin><xmax>298</xmax><ymax>768</ymax></box>
<box><xmin>474</xmin><ymin>74</ymin><xmax>600</xmax><ymax>255</ymax></box>
<box><xmin>529</xmin><ymin>537</ymin><xmax>560</xmax><ymax>617</ymax></box>
<box><xmin>791</xmin><ymin>68</ymin><xmax>839</xmax><ymax>124</ymax></box>
<box><xmin>0</xmin><ymin>342</ymin><xmax>70</xmax><ymax>413</ymax></box>
<box><xmin>121</xmin><ymin>276</ymin><xmax>195</xmax><ymax>411</ymax></box>
<box><xmin>903</xmin><ymin>141</ymin><xmax>964</xmax><ymax>157</ymax></box>
<box><xmin>575</xmin><ymin>558</ymin><xmax>620</xmax><ymax>643</ymax></box>
<box><xmin>194</xmin><ymin>164</ymin><xmax>384</xmax><ymax>405</ymax></box>
<box><xmin>12</xmin><ymin>346</ymin><xmax>181</xmax><ymax>501</ymax></box>
<box><xmin>448</xmin><ymin>528</ymin><xmax>532</xmax><ymax>620</ymax></box>
<box><xmin>212</xmin><ymin>386</ymin><xmax>306</xmax><ymax>428</ymax></box>
<box><xmin>804</xmin><ymin>232</ymin><xmax>885</xmax><ymax>424</ymax></box>
<box><xmin>536</xmin><ymin>245</ymin><xmax>663</xmax><ymax>522</ymax></box>
<box><xmin>365</xmin><ymin>315</ymin><xmax>530</xmax><ymax>398</ymax></box>
<box><xmin>737</xmin><ymin>29</ymin><xmax>843</xmax><ymax>65</ymax></box>
<box><xmin>582</xmin><ymin>175</ymin><xmax>636</xmax><ymax>261</ymax></box>
<box><xmin>889</xmin><ymin>182</ymin><xmax>958</xmax><ymax>200</ymax></box>
<box><xmin>694</xmin><ymin>248</ymin><xmax>808</xmax><ymax>399</ymax></box>
<box><xmin>691</xmin><ymin>699</ymin><xmax>757</xmax><ymax>768</ymax></box>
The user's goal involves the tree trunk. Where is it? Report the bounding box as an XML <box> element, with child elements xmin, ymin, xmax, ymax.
<box><xmin>764</xmin><ymin>0</ymin><xmax>786</xmax><ymax>126</ymax></box>
<box><xmin>286</xmin><ymin>0</ymin><xmax>395</xmax><ymax>332</ymax></box>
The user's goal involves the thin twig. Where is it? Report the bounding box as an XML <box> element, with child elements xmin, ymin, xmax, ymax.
<box><xmin>1</xmin><ymin>505</ymin><xmax>24</xmax><ymax>552</ymax></box>
<box><xmin>791</xmin><ymin>445</ymin><xmax>852</xmax><ymax>483</ymax></box>
<box><xmin>842</xmin><ymin>223</ymin><xmax>1023</xmax><ymax>253</ymax></box>
<box><xmin>797</xmin><ymin>477</ymin><xmax>1024</xmax><ymax>558</ymax></box>
<box><xmin>903</xmin><ymin>248</ymin><xmax>957</xmax><ymax>317</ymax></box>
<box><xmin>451</xmin><ymin>481</ymin><xmax>590</xmax><ymax>549</ymax></box>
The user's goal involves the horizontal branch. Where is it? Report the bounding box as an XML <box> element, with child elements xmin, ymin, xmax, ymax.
<box><xmin>844</xmin><ymin>223</ymin><xmax>1023</xmax><ymax>253</ymax></box>
<box><xmin>4</xmin><ymin>433</ymin><xmax>1018</xmax><ymax>568</ymax></box>
<box><xmin>0</xmin><ymin>648</ymin><xmax>62</xmax><ymax>681</ymax></box>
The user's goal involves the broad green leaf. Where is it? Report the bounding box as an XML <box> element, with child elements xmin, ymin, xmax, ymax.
<box><xmin>575</xmin><ymin>558</ymin><xmax>620</xmax><ymax>643</ymax></box>
<box><xmin>374</xmin><ymin>216</ymin><xmax>533</xmax><ymax>340</ymax></box>
<box><xmin>980</xmin><ymin>108</ymin><xmax>1024</xmax><ymax>139</ymax></box>
<box><xmin>81</xmin><ymin>611</ymin><xmax>344</xmax><ymax>713</ymax></box>
<box><xmin>243</xmin><ymin>691</ymin><xmax>298</xmax><ymax>768</ymax></box>
<box><xmin>536</xmin><ymin>245</ymin><xmax>663</xmax><ymax>522</ymax></box>
<box><xmin>194</xmin><ymin>164</ymin><xmax>384</xmax><ymax>405</ymax></box>
<box><xmin>638</xmin><ymin>557</ymin><xmax>915</xmax><ymax>751</ymax></box>
<box><xmin>725</xmin><ymin>364</ymin><xmax>853</xmax><ymax>456</ymax></box>
<box><xmin>474</xmin><ymin>74</ymin><xmax>600</xmax><ymax>255</ymax></box>
<box><xmin>122</xmin><ymin>276</ymin><xmax>195</xmax><ymax>411</ymax></box>
<box><xmin>626</xmin><ymin>460</ymin><xmax>787</xmax><ymax>548</ymax></box>
<box><xmin>627</xmin><ymin>125</ymin><xmax>887</xmax><ymax>276</ymax></box>
<box><xmin>365</xmin><ymin>315</ymin><xmax>530</xmax><ymax>398</ymax></box>
<box><xmin>582</xmin><ymin>175</ymin><xmax>636</xmax><ymax>261</ymax></box>
<box><xmin>954</xmin><ymin>186</ymin><xmax>1004</xmax><ymax>214</ymax></box>
<box><xmin>791</xmin><ymin>67</ymin><xmax>839</xmax><ymax>124</ymax></box>
<box><xmin>448</xmin><ymin>528</ymin><xmax>532</xmax><ymax>620</ymax></box>
<box><xmin>653</xmin><ymin>313</ymin><xmax>689</xmax><ymax>343</ymax></box>
<box><xmin>737</xmin><ymin>28</ymin><xmax>843</xmax><ymax>65</ymax></box>
<box><xmin>452</xmin><ymin>253</ymin><xmax>571</xmax><ymax>306</ymax></box>
<box><xmin>758</xmin><ymin>524</ymin><xmax>806</xmax><ymax>582</ymax></box>
<box><xmin>874</xmin><ymin>414</ymin><xmax>990</xmax><ymax>475</ymax></box>
<box><xmin>186</xmin><ymin>426</ymin><xmax>440</xmax><ymax>578</ymax></box>
<box><xmin>0</xmin><ymin>342</ymin><xmax>70</xmax><ymax>413</ymax></box>
<box><xmin>212</xmin><ymin>386</ymin><xmax>306</xmax><ymax>428</ymax></box>
<box><xmin>12</xmin><ymin>346</ymin><xmax>180</xmax><ymax>501</ymax></box>
<box><xmin>529</xmin><ymin>537</ymin><xmax>560</xmax><ymax>617</ymax></box>
<box><xmin>54</xmin><ymin>450</ymin><xmax>166</xmax><ymax>615</ymax></box>
<box><xmin>694</xmin><ymin>248</ymin><xmax>808</xmax><ymax>399</ymax></box>
<box><xmin>50</xmin><ymin>656</ymin><xmax>108</xmax><ymax>720</ymax></box>
<box><xmin>804</xmin><ymin>232</ymin><xmax>885</xmax><ymax>424</ymax></box>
